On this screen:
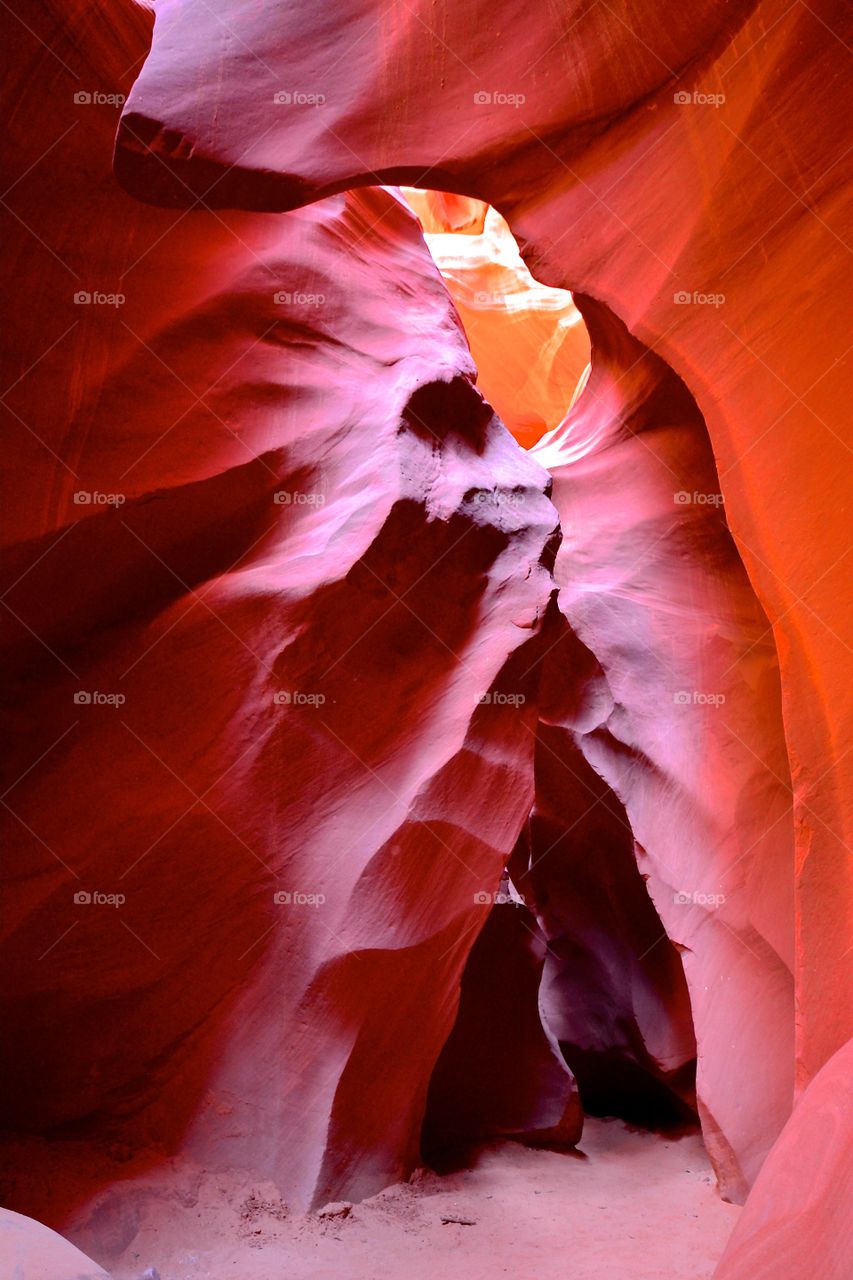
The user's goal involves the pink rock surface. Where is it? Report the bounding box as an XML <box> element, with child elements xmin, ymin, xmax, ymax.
<box><xmin>714</xmin><ymin>1037</ymin><xmax>853</xmax><ymax>1279</ymax></box>
<box><xmin>0</xmin><ymin>1208</ymin><xmax>108</xmax><ymax>1280</ymax></box>
<box><xmin>531</xmin><ymin>296</ymin><xmax>795</xmax><ymax>1200</ymax></box>
<box><xmin>115</xmin><ymin>0</ymin><xmax>852</xmax><ymax>1111</ymax></box>
<box><xmin>2</xmin><ymin>0</ymin><xmax>557</xmax><ymax>1218</ymax></box>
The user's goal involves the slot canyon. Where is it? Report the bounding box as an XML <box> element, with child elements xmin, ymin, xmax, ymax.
<box><xmin>1</xmin><ymin>2</ymin><xmax>851</xmax><ymax>1278</ymax></box>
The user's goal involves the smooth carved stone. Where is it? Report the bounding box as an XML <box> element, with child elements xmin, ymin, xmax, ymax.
<box><xmin>531</xmin><ymin>297</ymin><xmax>795</xmax><ymax>1200</ymax></box>
<box><xmin>115</xmin><ymin>0</ymin><xmax>852</xmax><ymax>1127</ymax></box>
<box><xmin>0</xmin><ymin>1208</ymin><xmax>109</xmax><ymax>1280</ymax></box>
<box><xmin>713</xmin><ymin>1038</ymin><xmax>853</xmax><ymax>1280</ymax></box>
<box><xmin>3</xmin><ymin>1</ymin><xmax>557</xmax><ymax>1217</ymax></box>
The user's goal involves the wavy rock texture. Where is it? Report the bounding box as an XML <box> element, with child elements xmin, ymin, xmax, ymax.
<box><xmin>115</xmin><ymin>0</ymin><xmax>852</xmax><ymax>1117</ymax></box>
<box><xmin>532</xmin><ymin>297</ymin><xmax>794</xmax><ymax>1200</ymax></box>
<box><xmin>2</xmin><ymin>0</ymin><xmax>850</xmax><ymax>1272</ymax></box>
<box><xmin>112</xmin><ymin>0</ymin><xmax>851</xmax><ymax>1216</ymax></box>
<box><xmin>2</xmin><ymin>0</ymin><xmax>563</xmax><ymax>1224</ymax></box>
<box><xmin>386</xmin><ymin>221</ymin><xmax>794</xmax><ymax>1197</ymax></box>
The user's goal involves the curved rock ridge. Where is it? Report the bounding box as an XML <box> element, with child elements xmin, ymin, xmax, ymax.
<box><xmin>401</xmin><ymin>196</ymin><xmax>590</xmax><ymax>448</ymax></box>
<box><xmin>115</xmin><ymin>0</ymin><xmax>853</xmax><ymax>1114</ymax></box>
<box><xmin>527</xmin><ymin>296</ymin><xmax>794</xmax><ymax>1198</ymax></box>
<box><xmin>0</xmin><ymin>1208</ymin><xmax>108</xmax><ymax>1280</ymax></box>
<box><xmin>713</xmin><ymin>1037</ymin><xmax>853</xmax><ymax>1280</ymax></box>
<box><xmin>530</xmin><ymin>297</ymin><xmax>794</xmax><ymax>1200</ymax></box>
<box><xmin>2</xmin><ymin>0</ymin><xmax>560</xmax><ymax>1222</ymax></box>
<box><xmin>401</xmin><ymin>189</ymin><xmax>488</xmax><ymax>236</ymax></box>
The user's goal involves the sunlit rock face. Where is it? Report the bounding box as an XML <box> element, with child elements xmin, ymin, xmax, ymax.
<box><xmin>402</xmin><ymin>194</ymin><xmax>590</xmax><ymax>449</ymax></box>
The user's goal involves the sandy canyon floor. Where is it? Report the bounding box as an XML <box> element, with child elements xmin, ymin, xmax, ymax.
<box><xmin>70</xmin><ymin>1119</ymin><xmax>743</xmax><ymax>1280</ymax></box>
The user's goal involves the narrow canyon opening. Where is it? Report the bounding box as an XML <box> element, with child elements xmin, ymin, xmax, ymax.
<box><xmin>401</xmin><ymin>188</ymin><xmax>787</xmax><ymax>1192</ymax></box>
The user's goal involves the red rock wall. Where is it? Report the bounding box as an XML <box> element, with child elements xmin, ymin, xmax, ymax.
<box><xmin>114</xmin><ymin>0</ymin><xmax>852</xmax><ymax>1106</ymax></box>
<box><xmin>2</xmin><ymin>0</ymin><xmax>559</xmax><ymax>1215</ymax></box>
<box><xmin>111</xmin><ymin>0</ymin><xmax>845</xmax><ymax>1198</ymax></box>
<box><xmin>3</xmin><ymin>0</ymin><xmax>850</xmax><ymax>1252</ymax></box>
